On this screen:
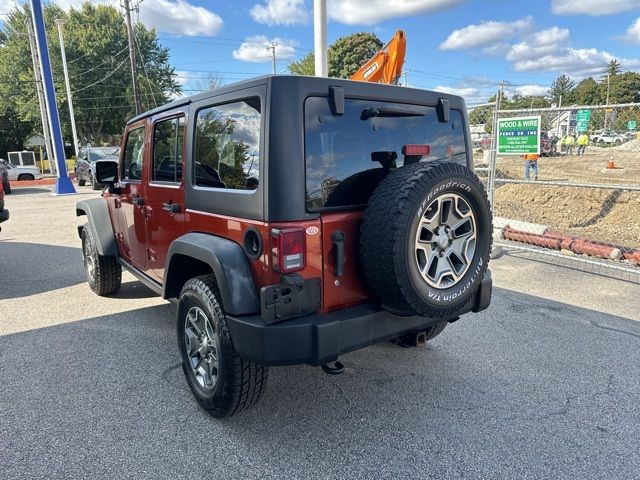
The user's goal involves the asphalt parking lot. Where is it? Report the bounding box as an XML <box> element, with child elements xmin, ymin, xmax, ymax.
<box><xmin>1</xmin><ymin>186</ymin><xmax>640</xmax><ymax>479</ymax></box>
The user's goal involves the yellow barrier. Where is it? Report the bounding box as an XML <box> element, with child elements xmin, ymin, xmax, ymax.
<box><xmin>36</xmin><ymin>159</ymin><xmax>76</xmax><ymax>174</ymax></box>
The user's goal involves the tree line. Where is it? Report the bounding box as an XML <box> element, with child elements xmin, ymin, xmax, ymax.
<box><xmin>0</xmin><ymin>2</ymin><xmax>179</xmax><ymax>157</ymax></box>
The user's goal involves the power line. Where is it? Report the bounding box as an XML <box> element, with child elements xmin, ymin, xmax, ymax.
<box><xmin>72</xmin><ymin>55</ymin><xmax>129</xmax><ymax>93</ymax></box>
<box><xmin>69</xmin><ymin>45</ymin><xmax>129</xmax><ymax>79</ymax></box>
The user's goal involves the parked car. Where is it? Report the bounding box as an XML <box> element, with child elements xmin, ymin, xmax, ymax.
<box><xmin>0</xmin><ymin>159</ymin><xmax>10</xmax><ymax>194</ymax></box>
<box><xmin>75</xmin><ymin>146</ymin><xmax>120</xmax><ymax>190</ymax></box>
<box><xmin>591</xmin><ymin>131</ymin><xmax>625</xmax><ymax>146</ymax></box>
<box><xmin>76</xmin><ymin>75</ymin><xmax>493</xmax><ymax>418</ymax></box>
<box><xmin>1</xmin><ymin>159</ymin><xmax>42</xmax><ymax>182</ymax></box>
<box><xmin>0</xmin><ymin>180</ymin><xmax>9</xmax><ymax>229</ymax></box>
<box><xmin>623</xmin><ymin>131</ymin><xmax>637</xmax><ymax>141</ymax></box>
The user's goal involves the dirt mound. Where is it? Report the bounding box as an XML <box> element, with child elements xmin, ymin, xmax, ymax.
<box><xmin>615</xmin><ymin>138</ymin><xmax>640</xmax><ymax>151</ymax></box>
<box><xmin>494</xmin><ymin>183</ymin><xmax>640</xmax><ymax>248</ymax></box>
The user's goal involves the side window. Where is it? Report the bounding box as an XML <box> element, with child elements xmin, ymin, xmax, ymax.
<box><xmin>152</xmin><ymin>116</ymin><xmax>184</xmax><ymax>183</ymax></box>
<box><xmin>122</xmin><ymin>127</ymin><xmax>145</xmax><ymax>181</ymax></box>
<box><xmin>193</xmin><ymin>98</ymin><xmax>261</xmax><ymax>190</ymax></box>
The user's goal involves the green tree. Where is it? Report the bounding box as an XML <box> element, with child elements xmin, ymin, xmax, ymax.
<box><xmin>548</xmin><ymin>75</ymin><xmax>575</xmax><ymax>105</ymax></box>
<box><xmin>573</xmin><ymin>77</ymin><xmax>602</xmax><ymax>105</ymax></box>
<box><xmin>0</xmin><ymin>106</ymin><xmax>33</xmax><ymax>157</ymax></box>
<box><xmin>289</xmin><ymin>32</ymin><xmax>383</xmax><ymax>79</ymax></box>
<box><xmin>604</xmin><ymin>59</ymin><xmax>622</xmax><ymax>77</ymax></box>
<box><xmin>0</xmin><ymin>2</ymin><xmax>180</xmax><ymax>147</ymax></box>
<box><xmin>608</xmin><ymin>71</ymin><xmax>640</xmax><ymax>104</ymax></box>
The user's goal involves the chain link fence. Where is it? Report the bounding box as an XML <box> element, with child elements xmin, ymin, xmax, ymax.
<box><xmin>470</xmin><ymin>102</ymin><xmax>640</xmax><ymax>282</ymax></box>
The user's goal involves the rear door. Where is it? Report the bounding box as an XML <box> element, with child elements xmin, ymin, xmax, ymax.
<box><xmin>144</xmin><ymin>113</ymin><xmax>186</xmax><ymax>282</ymax></box>
<box><xmin>304</xmin><ymin>96</ymin><xmax>469</xmax><ymax>310</ymax></box>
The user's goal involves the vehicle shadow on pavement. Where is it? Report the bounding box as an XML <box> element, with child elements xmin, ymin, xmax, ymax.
<box><xmin>1</xmin><ymin>289</ymin><xmax>640</xmax><ymax>478</ymax></box>
<box><xmin>6</xmin><ymin>187</ymin><xmax>51</xmax><ymax>195</ymax></box>
<box><xmin>0</xmin><ymin>241</ymin><xmax>84</xmax><ymax>300</ymax></box>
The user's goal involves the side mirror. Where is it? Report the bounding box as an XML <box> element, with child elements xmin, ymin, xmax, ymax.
<box><xmin>94</xmin><ymin>160</ymin><xmax>118</xmax><ymax>185</ymax></box>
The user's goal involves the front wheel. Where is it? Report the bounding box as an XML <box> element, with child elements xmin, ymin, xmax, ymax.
<box><xmin>17</xmin><ymin>173</ymin><xmax>35</xmax><ymax>181</ymax></box>
<box><xmin>81</xmin><ymin>225</ymin><xmax>121</xmax><ymax>295</ymax></box>
<box><xmin>177</xmin><ymin>275</ymin><xmax>268</xmax><ymax>418</ymax></box>
<box><xmin>3</xmin><ymin>181</ymin><xmax>11</xmax><ymax>194</ymax></box>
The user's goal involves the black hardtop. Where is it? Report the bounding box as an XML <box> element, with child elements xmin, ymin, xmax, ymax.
<box><xmin>127</xmin><ymin>74</ymin><xmax>467</xmax><ymax>125</ymax></box>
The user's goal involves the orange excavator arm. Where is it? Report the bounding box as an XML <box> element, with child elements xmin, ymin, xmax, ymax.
<box><xmin>350</xmin><ymin>30</ymin><xmax>406</xmax><ymax>84</ymax></box>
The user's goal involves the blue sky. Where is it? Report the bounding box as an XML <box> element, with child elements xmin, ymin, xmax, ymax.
<box><xmin>3</xmin><ymin>0</ymin><xmax>640</xmax><ymax>103</ymax></box>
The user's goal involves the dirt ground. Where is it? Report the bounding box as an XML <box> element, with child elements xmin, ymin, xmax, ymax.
<box><xmin>475</xmin><ymin>142</ymin><xmax>640</xmax><ymax>248</ymax></box>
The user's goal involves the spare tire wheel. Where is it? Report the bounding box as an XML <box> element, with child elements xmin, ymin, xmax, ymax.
<box><xmin>360</xmin><ymin>160</ymin><xmax>492</xmax><ymax>318</ymax></box>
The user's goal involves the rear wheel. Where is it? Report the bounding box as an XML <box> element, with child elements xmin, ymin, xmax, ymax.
<box><xmin>17</xmin><ymin>174</ymin><xmax>34</xmax><ymax>181</ymax></box>
<box><xmin>81</xmin><ymin>225</ymin><xmax>121</xmax><ymax>295</ymax></box>
<box><xmin>177</xmin><ymin>275</ymin><xmax>268</xmax><ymax>418</ymax></box>
<box><xmin>3</xmin><ymin>181</ymin><xmax>11</xmax><ymax>194</ymax></box>
<box><xmin>77</xmin><ymin>175</ymin><xmax>86</xmax><ymax>186</ymax></box>
<box><xmin>360</xmin><ymin>161</ymin><xmax>492</xmax><ymax>318</ymax></box>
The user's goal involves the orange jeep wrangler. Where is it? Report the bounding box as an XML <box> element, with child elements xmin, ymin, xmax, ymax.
<box><xmin>77</xmin><ymin>75</ymin><xmax>492</xmax><ymax>417</ymax></box>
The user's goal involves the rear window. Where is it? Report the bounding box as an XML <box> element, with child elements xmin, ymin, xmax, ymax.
<box><xmin>304</xmin><ymin>97</ymin><xmax>467</xmax><ymax>210</ymax></box>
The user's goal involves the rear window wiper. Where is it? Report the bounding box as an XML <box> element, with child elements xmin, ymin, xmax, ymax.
<box><xmin>360</xmin><ymin>107</ymin><xmax>425</xmax><ymax>120</ymax></box>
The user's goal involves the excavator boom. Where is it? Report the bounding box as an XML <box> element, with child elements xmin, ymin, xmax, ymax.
<box><xmin>350</xmin><ymin>30</ymin><xmax>406</xmax><ymax>84</ymax></box>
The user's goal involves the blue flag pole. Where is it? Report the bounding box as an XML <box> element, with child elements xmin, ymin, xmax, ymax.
<box><xmin>29</xmin><ymin>0</ymin><xmax>76</xmax><ymax>195</ymax></box>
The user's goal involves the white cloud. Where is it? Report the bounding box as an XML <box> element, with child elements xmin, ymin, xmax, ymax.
<box><xmin>327</xmin><ymin>0</ymin><xmax>466</xmax><ymax>25</ymax></box>
<box><xmin>513</xmin><ymin>47</ymin><xmax>617</xmax><ymax>75</ymax></box>
<box><xmin>551</xmin><ymin>0</ymin><xmax>640</xmax><ymax>16</ymax></box>
<box><xmin>514</xmin><ymin>85</ymin><xmax>549</xmax><ymax>97</ymax></box>
<box><xmin>439</xmin><ymin>17</ymin><xmax>533</xmax><ymax>50</ymax></box>
<box><xmin>620</xmin><ymin>17</ymin><xmax>640</xmax><ymax>44</ymax></box>
<box><xmin>0</xmin><ymin>1</ymin><xmax>19</xmax><ymax>16</ymax></box>
<box><xmin>506</xmin><ymin>27</ymin><xmax>570</xmax><ymax>62</ymax></box>
<box><xmin>250</xmin><ymin>0</ymin><xmax>309</xmax><ymax>26</ymax></box>
<box><xmin>138</xmin><ymin>0</ymin><xmax>223</xmax><ymax>36</ymax></box>
<box><xmin>233</xmin><ymin>35</ymin><xmax>297</xmax><ymax>63</ymax></box>
<box><xmin>11</xmin><ymin>0</ymin><xmax>223</xmax><ymax>37</ymax></box>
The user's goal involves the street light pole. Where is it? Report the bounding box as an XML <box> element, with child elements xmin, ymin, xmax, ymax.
<box><xmin>123</xmin><ymin>0</ymin><xmax>143</xmax><ymax>115</ymax></box>
<box><xmin>313</xmin><ymin>0</ymin><xmax>327</xmax><ymax>77</ymax></box>
<box><xmin>55</xmin><ymin>19</ymin><xmax>80</xmax><ymax>160</ymax></box>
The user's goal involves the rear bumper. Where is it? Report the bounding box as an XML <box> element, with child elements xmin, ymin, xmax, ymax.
<box><xmin>227</xmin><ymin>270</ymin><xmax>492</xmax><ymax>366</ymax></box>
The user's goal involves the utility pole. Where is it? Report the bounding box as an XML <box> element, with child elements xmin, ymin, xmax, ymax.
<box><xmin>403</xmin><ymin>71</ymin><xmax>408</xmax><ymax>87</ymax></box>
<box><xmin>266</xmin><ymin>42</ymin><xmax>278</xmax><ymax>75</ymax></box>
<box><xmin>123</xmin><ymin>0</ymin><xmax>143</xmax><ymax>115</ymax></box>
<box><xmin>313</xmin><ymin>0</ymin><xmax>328</xmax><ymax>77</ymax></box>
<box><xmin>29</xmin><ymin>0</ymin><xmax>75</xmax><ymax>194</ymax></box>
<box><xmin>25</xmin><ymin>17</ymin><xmax>55</xmax><ymax>176</ymax></box>
<box><xmin>55</xmin><ymin>19</ymin><xmax>80</xmax><ymax>160</ymax></box>
<box><xmin>604</xmin><ymin>73</ymin><xmax>611</xmax><ymax>130</ymax></box>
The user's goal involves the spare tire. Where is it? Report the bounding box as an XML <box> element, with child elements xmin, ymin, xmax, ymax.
<box><xmin>360</xmin><ymin>160</ymin><xmax>492</xmax><ymax>318</ymax></box>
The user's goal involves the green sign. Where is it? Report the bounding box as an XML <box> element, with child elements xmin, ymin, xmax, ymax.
<box><xmin>497</xmin><ymin>116</ymin><xmax>541</xmax><ymax>155</ymax></box>
<box><xmin>628</xmin><ymin>120</ymin><xmax>637</xmax><ymax>130</ymax></box>
<box><xmin>576</xmin><ymin>110</ymin><xmax>591</xmax><ymax>132</ymax></box>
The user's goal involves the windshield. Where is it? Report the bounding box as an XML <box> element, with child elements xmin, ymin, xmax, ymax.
<box><xmin>88</xmin><ymin>147</ymin><xmax>120</xmax><ymax>161</ymax></box>
<box><xmin>304</xmin><ymin>97</ymin><xmax>467</xmax><ymax>210</ymax></box>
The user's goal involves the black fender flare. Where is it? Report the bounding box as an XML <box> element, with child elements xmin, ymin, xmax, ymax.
<box><xmin>76</xmin><ymin>198</ymin><xmax>117</xmax><ymax>257</ymax></box>
<box><xmin>164</xmin><ymin>233</ymin><xmax>260</xmax><ymax>316</ymax></box>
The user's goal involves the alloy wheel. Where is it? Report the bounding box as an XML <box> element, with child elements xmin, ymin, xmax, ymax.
<box><xmin>414</xmin><ymin>193</ymin><xmax>477</xmax><ymax>289</ymax></box>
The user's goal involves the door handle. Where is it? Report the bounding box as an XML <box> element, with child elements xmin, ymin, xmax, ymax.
<box><xmin>162</xmin><ymin>202</ymin><xmax>181</xmax><ymax>214</ymax></box>
<box><xmin>131</xmin><ymin>196</ymin><xmax>144</xmax><ymax>206</ymax></box>
<box><xmin>331</xmin><ymin>230</ymin><xmax>345</xmax><ymax>277</ymax></box>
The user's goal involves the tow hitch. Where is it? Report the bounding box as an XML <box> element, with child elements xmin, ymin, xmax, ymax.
<box><xmin>392</xmin><ymin>330</ymin><xmax>427</xmax><ymax>348</ymax></box>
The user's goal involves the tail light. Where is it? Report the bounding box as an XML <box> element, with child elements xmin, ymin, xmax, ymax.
<box><xmin>271</xmin><ymin>228</ymin><xmax>305</xmax><ymax>273</ymax></box>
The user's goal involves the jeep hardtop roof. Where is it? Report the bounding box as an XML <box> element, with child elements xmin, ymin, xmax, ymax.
<box><xmin>127</xmin><ymin>74</ymin><xmax>467</xmax><ymax>125</ymax></box>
